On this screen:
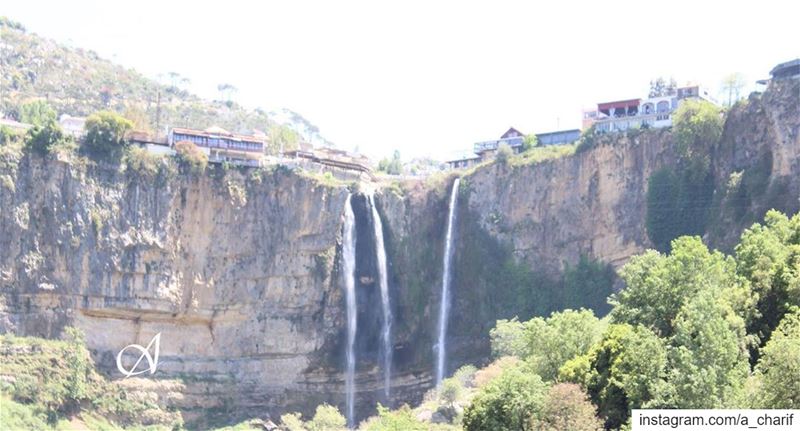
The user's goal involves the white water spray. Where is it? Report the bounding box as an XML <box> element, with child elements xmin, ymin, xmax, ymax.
<box><xmin>436</xmin><ymin>178</ymin><xmax>460</xmax><ymax>386</ymax></box>
<box><xmin>342</xmin><ymin>195</ymin><xmax>357</xmax><ymax>427</ymax></box>
<box><xmin>368</xmin><ymin>193</ymin><xmax>393</xmax><ymax>399</ymax></box>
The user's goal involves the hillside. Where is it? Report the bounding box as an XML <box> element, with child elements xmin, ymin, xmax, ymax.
<box><xmin>0</xmin><ymin>17</ymin><xmax>330</xmax><ymax>146</ymax></box>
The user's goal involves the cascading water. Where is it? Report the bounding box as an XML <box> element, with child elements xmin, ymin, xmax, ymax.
<box><xmin>342</xmin><ymin>195</ymin><xmax>358</xmax><ymax>427</ymax></box>
<box><xmin>368</xmin><ymin>193</ymin><xmax>393</xmax><ymax>400</ymax></box>
<box><xmin>435</xmin><ymin>178</ymin><xmax>460</xmax><ymax>386</ymax></box>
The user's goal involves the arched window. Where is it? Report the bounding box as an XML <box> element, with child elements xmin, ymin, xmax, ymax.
<box><xmin>657</xmin><ymin>101</ymin><xmax>670</xmax><ymax>113</ymax></box>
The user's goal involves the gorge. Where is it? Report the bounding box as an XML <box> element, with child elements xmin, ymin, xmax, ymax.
<box><xmin>0</xmin><ymin>79</ymin><xmax>798</xmax><ymax>427</ymax></box>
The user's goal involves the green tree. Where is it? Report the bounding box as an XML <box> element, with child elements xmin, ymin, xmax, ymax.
<box><xmin>495</xmin><ymin>143</ymin><xmax>513</xmax><ymax>165</ymax></box>
<box><xmin>82</xmin><ymin>111</ymin><xmax>133</xmax><ymax>160</ymax></box>
<box><xmin>610</xmin><ymin>237</ymin><xmax>751</xmax><ymax>337</ymax></box>
<box><xmin>281</xmin><ymin>412</ymin><xmax>306</xmax><ymax>431</ymax></box>
<box><xmin>24</xmin><ymin>120</ymin><xmax>67</xmax><ymax>155</ymax></box>
<box><xmin>524</xmin><ymin>309</ymin><xmax>604</xmax><ymax>381</ymax></box>
<box><xmin>19</xmin><ymin>100</ymin><xmax>57</xmax><ymax>126</ymax></box>
<box><xmin>439</xmin><ymin>378</ymin><xmax>462</xmax><ymax>407</ymax></box>
<box><xmin>453</xmin><ymin>364</ymin><xmax>478</xmax><ymax>388</ymax></box>
<box><xmin>650</xmin><ymin>290</ymin><xmax>749</xmax><ymax>408</ymax></box>
<box><xmin>559</xmin><ymin>324</ymin><xmax>667</xmax><ymax>430</ymax></box>
<box><xmin>672</xmin><ymin>99</ymin><xmax>723</xmax><ymax>160</ymax></box>
<box><xmin>63</xmin><ymin>328</ymin><xmax>89</xmax><ymax>405</ymax></box>
<box><xmin>734</xmin><ymin>210</ymin><xmax>800</xmax><ymax>349</ymax></box>
<box><xmin>1</xmin><ymin>125</ymin><xmax>24</xmax><ymax>146</ymax></box>
<box><xmin>462</xmin><ymin>364</ymin><xmax>548</xmax><ymax>431</ymax></box>
<box><xmin>378</xmin><ymin>150</ymin><xmax>402</xmax><ymax>175</ymax></box>
<box><xmin>268</xmin><ymin>123</ymin><xmax>301</xmax><ymax>154</ymax></box>
<box><xmin>174</xmin><ymin>141</ymin><xmax>208</xmax><ymax>173</ymax></box>
<box><xmin>521</xmin><ymin>134</ymin><xmax>539</xmax><ymax>152</ymax></box>
<box><xmin>306</xmin><ymin>404</ymin><xmax>346</xmax><ymax>431</ymax></box>
<box><xmin>490</xmin><ymin>318</ymin><xmax>528</xmax><ymax>358</ymax></box>
<box><xmin>645</xmin><ymin>100</ymin><xmax>721</xmax><ymax>251</ymax></box>
<box><xmin>529</xmin><ymin>383</ymin><xmax>603</xmax><ymax>431</ymax></box>
<box><xmin>751</xmin><ymin>309</ymin><xmax>800</xmax><ymax>408</ymax></box>
<box><xmin>360</xmin><ymin>404</ymin><xmax>426</xmax><ymax>431</ymax></box>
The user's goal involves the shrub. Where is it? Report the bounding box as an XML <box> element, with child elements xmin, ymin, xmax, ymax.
<box><xmin>306</xmin><ymin>404</ymin><xmax>346</xmax><ymax>431</ymax></box>
<box><xmin>473</xmin><ymin>356</ymin><xmax>519</xmax><ymax>388</ymax></box>
<box><xmin>24</xmin><ymin>121</ymin><xmax>67</xmax><ymax>155</ymax></box>
<box><xmin>559</xmin><ymin>324</ymin><xmax>667</xmax><ymax>429</ymax></box>
<box><xmin>462</xmin><ymin>364</ymin><xmax>548</xmax><ymax>431</ymax></box>
<box><xmin>19</xmin><ymin>100</ymin><xmax>57</xmax><ymax>126</ymax></box>
<box><xmin>672</xmin><ymin>99</ymin><xmax>723</xmax><ymax>158</ymax></box>
<box><xmin>530</xmin><ymin>383</ymin><xmax>603</xmax><ymax>431</ymax></box>
<box><xmin>82</xmin><ymin>111</ymin><xmax>133</xmax><ymax>160</ymax></box>
<box><xmin>359</xmin><ymin>404</ymin><xmax>426</xmax><ymax>431</ymax></box>
<box><xmin>524</xmin><ymin>309</ymin><xmax>605</xmax><ymax>382</ymax></box>
<box><xmin>439</xmin><ymin>378</ymin><xmax>462</xmax><ymax>406</ymax></box>
<box><xmin>752</xmin><ymin>309</ymin><xmax>800</xmax><ymax>408</ymax></box>
<box><xmin>490</xmin><ymin>318</ymin><xmax>528</xmax><ymax>358</ymax></box>
<box><xmin>280</xmin><ymin>412</ymin><xmax>305</xmax><ymax>431</ymax></box>
<box><xmin>521</xmin><ymin>134</ymin><xmax>538</xmax><ymax>152</ymax></box>
<box><xmin>494</xmin><ymin>143</ymin><xmax>513</xmax><ymax>165</ymax></box>
<box><xmin>575</xmin><ymin>125</ymin><xmax>598</xmax><ymax>153</ymax></box>
<box><xmin>124</xmin><ymin>146</ymin><xmax>162</xmax><ymax>177</ymax></box>
<box><xmin>1</xmin><ymin>125</ymin><xmax>24</xmax><ymax>146</ymax></box>
<box><xmin>174</xmin><ymin>140</ymin><xmax>208</xmax><ymax>173</ymax></box>
<box><xmin>453</xmin><ymin>364</ymin><xmax>478</xmax><ymax>388</ymax></box>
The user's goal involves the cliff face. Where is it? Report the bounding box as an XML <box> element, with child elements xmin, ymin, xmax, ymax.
<box><xmin>0</xmin><ymin>159</ymin><xmax>354</xmax><ymax>423</ymax></box>
<box><xmin>0</xmin><ymin>80</ymin><xmax>797</xmax><ymax>425</ymax></box>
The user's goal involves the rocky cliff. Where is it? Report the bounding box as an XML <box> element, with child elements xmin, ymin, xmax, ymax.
<box><xmin>0</xmin><ymin>79</ymin><xmax>797</xmax><ymax>426</ymax></box>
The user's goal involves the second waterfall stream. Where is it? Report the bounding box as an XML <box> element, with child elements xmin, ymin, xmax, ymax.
<box><xmin>436</xmin><ymin>178</ymin><xmax>460</xmax><ymax>386</ymax></box>
<box><xmin>368</xmin><ymin>193</ymin><xmax>393</xmax><ymax>400</ymax></box>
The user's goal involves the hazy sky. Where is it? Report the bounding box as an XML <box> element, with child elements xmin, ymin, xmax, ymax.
<box><xmin>4</xmin><ymin>0</ymin><xmax>798</xmax><ymax>160</ymax></box>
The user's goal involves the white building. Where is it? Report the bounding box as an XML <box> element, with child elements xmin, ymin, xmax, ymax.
<box><xmin>585</xmin><ymin>85</ymin><xmax>718</xmax><ymax>133</ymax></box>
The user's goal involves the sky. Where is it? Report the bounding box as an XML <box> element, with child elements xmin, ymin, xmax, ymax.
<box><xmin>3</xmin><ymin>0</ymin><xmax>799</xmax><ymax>161</ymax></box>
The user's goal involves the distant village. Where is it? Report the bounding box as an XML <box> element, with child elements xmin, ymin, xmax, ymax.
<box><xmin>2</xmin><ymin>59</ymin><xmax>797</xmax><ymax>179</ymax></box>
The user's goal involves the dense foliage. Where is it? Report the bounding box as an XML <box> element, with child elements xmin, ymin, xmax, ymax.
<box><xmin>0</xmin><ymin>330</ymin><xmax>182</xmax><ymax>429</ymax></box>
<box><xmin>81</xmin><ymin>111</ymin><xmax>133</xmax><ymax>160</ymax></box>
<box><xmin>24</xmin><ymin>120</ymin><xmax>68</xmax><ymax>155</ymax></box>
<box><xmin>175</xmin><ymin>140</ymin><xmax>209</xmax><ymax>173</ymax></box>
<box><xmin>460</xmin><ymin>211</ymin><xmax>800</xmax><ymax>430</ymax></box>
<box><xmin>19</xmin><ymin>100</ymin><xmax>57</xmax><ymax>126</ymax></box>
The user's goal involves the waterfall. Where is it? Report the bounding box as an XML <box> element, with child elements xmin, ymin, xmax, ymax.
<box><xmin>342</xmin><ymin>195</ymin><xmax>357</xmax><ymax>427</ymax></box>
<box><xmin>436</xmin><ymin>178</ymin><xmax>460</xmax><ymax>386</ymax></box>
<box><xmin>368</xmin><ymin>193</ymin><xmax>393</xmax><ymax>400</ymax></box>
